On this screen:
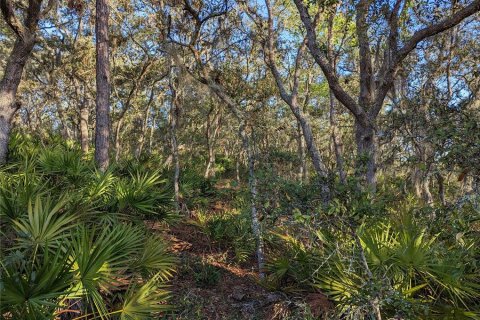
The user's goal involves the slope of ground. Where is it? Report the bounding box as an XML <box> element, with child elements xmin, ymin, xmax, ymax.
<box><xmin>146</xmin><ymin>180</ymin><xmax>332</xmax><ymax>319</ymax></box>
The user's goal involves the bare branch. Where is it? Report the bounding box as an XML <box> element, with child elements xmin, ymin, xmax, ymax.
<box><xmin>40</xmin><ymin>0</ymin><xmax>56</xmax><ymax>18</ymax></box>
<box><xmin>263</xmin><ymin>0</ymin><xmax>292</xmax><ymax>104</ymax></box>
<box><xmin>0</xmin><ymin>0</ymin><xmax>26</xmax><ymax>38</ymax></box>
<box><xmin>398</xmin><ymin>0</ymin><xmax>479</xmax><ymax>63</ymax></box>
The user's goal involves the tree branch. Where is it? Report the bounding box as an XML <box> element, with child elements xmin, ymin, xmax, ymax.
<box><xmin>355</xmin><ymin>0</ymin><xmax>373</xmax><ymax>107</ymax></box>
<box><xmin>293</xmin><ymin>0</ymin><xmax>365</xmax><ymax>120</ymax></box>
<box><xmin>40</xmin><ymin>0</ymin><xmax>56</xmax><ymax>18</ymax></box>
<box><xmin>373</xmin><ymin>0</ymin><xmax>480</xmax><ymax>117</ymax></box>
<box><xmin>0</xmin><ymin>0</ymin><xmax>26</xmax><ymax>38</ymax></box>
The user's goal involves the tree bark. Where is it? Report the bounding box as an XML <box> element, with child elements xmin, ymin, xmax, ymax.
<box><xmin>436</xmin><ymin>173</ymin><xmax>446</xmax><ymax>206</ymax></box>
<box><xmin>204</xmin><ymin>104</ymin><xmax>222</xmax><ymax>178</ymax></box>
<box><xmin>296</xmin><ymin>121</ymin><xmax>307</xmax><ymax>182</ymax></box>
<box><xmin>79</xmin><ymin>88</ymin><xmax>90</xmax><ymax>154</ymax></box>
<box><xmin>135</xmin><ymin>89</ymin><xmax>155</xmax><ymax>159</ymax></box>
<box><xmin>94</xmin><ymin>0</ymin><xmax>111</xmax><ymax>171</ymax></box>
<box><xmin>239</xmin><ymin>120</ymin><xmax>265</xmax><ymax>278</ymax></box>
<box><xmin>423</xmin><ymin>176</ymin><xmax>433</xmax><ymax>205</ymax></box>
<box><xmin>355</xmin><ymin>119</ymin><xmax>377</xmax><ymax>189</ymax></box>
<box><xmin>0</xmin><ymin>36</ymin><xmax>35</xmax><ymax>163</ymax></box>
<box><xmin>169</xmin><ymin>72</ymin><xmax>181</xmax><ymax>212</ymax></box>
<box><xmin>148</xmin><ymin>109</ymin><xmax>157</xmax><ymax>154</ymax></box>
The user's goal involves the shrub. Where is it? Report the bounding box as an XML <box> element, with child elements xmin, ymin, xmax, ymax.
<box><xmin>0</xmin><ymin>138</ymin><xmax>176</xmax><ymax>319</ymax></box>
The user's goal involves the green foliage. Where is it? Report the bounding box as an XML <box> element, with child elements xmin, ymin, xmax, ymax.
<box><xmin>12</xmin><ymin>195</ymin><xmax>78</xmax><ymax>251</ymax></box>
<box><xmin>0</xmin><ymin>137</ymin><xmax>176</xmax><ymax>319</ymax></box>
<box><xmin>120</xmin><ymin>272</ymin><xmax>172</xmax><ymax>319</ymax></box>
<box><xmin>265</xmin><ymin>198</ymin><xmax>480</xmax><ymax>319</ymax></box>
<box><xmin>189</xmin><ymin>209</ymin><xmax>256</xmax><ymax>264</ymax></box>
<box><xmin>192</xmin><ymin>261</ymin><xmax>221</xmax><ymax>288</ymax></box>
<box><xmin>180</xmin><ymin>167</ymin><xmax>217</xmax><ymax>210</ymax></box>
<box><xmin>114</xmin><ymin>170</ymin><xmax>172</xmax><ymax>216</ymax></box>
<box><xmin>1</xmin><ymin>249</ymin><xmax>73</xmax><ymax>319</ymax></box>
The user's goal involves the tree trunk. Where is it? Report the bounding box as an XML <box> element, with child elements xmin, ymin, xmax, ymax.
<box><xmin>114</xmin><ymin>117</ymin><xmax>124</xmax><ymax>161</ymax></box>
<box><xmin>57</xmin><ymin>102</ymin><xmax>73</xmax><ymax>141</ymax></box>
<box><xmin>135</xmin><ymin>90</ymin><xmax>154</xmax><ymax>159</ymax></box>
<box><xmin>355</xmin><ymin>119</ymin><xmax>377</xmax><ymax>190</ymax></box>
<box><xmin>79</xmin><ymin>90</ymin><xmax>90</xmax><ymax>154</ymax></box>
<box><xmin>295</xmin><ymin>110</ymin><xmax>330</xmax><ymax>202</ymax></box>
<box><xmin>205</xmin><ymin>139</ymin><xmax>216</xmax><ymax>178</ymax></box>
<box><xmin>436</xmin><ymin>173</ymin><xmax>446</xmax><ymax>205</ymax></box>
<box><xmin>148</xmin><ymin>110</ymin><xmax>157</xmax><ymax>154</ymax></box>
<box><xmin>204</xmin><ymin>105</ymin><xmax>221</xmax><ymax>178</ymax></box>
<box><xmin>94</xmin><ymin>0</ymin><xmax>111</xmax><ymax>171</ymax></box>
<box><xmin>296</xmin><ymin>121</ymin><xmax>307</xmax><ymax>182</ymax></box>
<box><xmin>171</xmin><ymin>115</ymin><xmax>180</xmax><ymax>212</ymax></box>
<box><xmin>0</xmin><ymin>36</ymin><xmax>36</xmax><ymax>164</ymax></box>
<box><xmin>169</xmin><ymin>75</ymin><xmax>180</xmax><ymax>212</ymax></box>
<box><xmin>330</xmin><ymin>92</ymin><xmax>346</xmax><ymax>185</ymax></box>
<box><xmin>423</xmin><ymin>176</ymin><xmax>433</xmax><ymax>205</ymax></box>
<box><xmin>413</xmin><ymin>168</ymin><xmax>423</xmax><ymax>199</ymax></box>
<box><xmin>239</xmin><ymin>121</ymin><xmax>265</xmax><ymax>278</ymax></box>
<box><xmin>235</xmin><ymin>158</ymin><xmax>240</xmax><ymax>183</ymax></box>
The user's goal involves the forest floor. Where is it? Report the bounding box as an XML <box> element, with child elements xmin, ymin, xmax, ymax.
<box><xmin>146</xmin><ymin>180</ymin><xmax>332</xmax><ymax>320</ymax></box>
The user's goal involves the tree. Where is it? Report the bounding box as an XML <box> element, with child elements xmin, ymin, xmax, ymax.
<box><xmin>292</xmin><ymin>0</ymin><xmax>480</xmax><ymax>189</ymax></box>
<box><xmin>0</xmin><ymin>0</ymin><xmax>55</xmax><ymax>164</ymax></box>
<box><xmin>94</xmin><ymin>0</ymin><xmax>111</xmax><ymax>171</ymax></box>
<box><xmin>164</xmin><ymin>0</ymin><xmax>267</xmax><ymax>276</ymax></box>
<box><xmin>262</xmin><ymin>0</ymin><xmax>330</xmax><ymax>202</ymax></box>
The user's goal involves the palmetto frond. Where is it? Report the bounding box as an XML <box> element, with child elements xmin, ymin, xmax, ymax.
<box><xmin>119</xmin><ymin>273</ymin><xmax>172</xmax><ymax>319</ymax></box>
<box><xmin>12</xmin><ymin>195</ymin><xmax>78</xmax><ymax>251</ymax></box>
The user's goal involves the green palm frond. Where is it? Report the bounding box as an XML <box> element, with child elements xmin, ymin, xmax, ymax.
<box><xmin>12</xmin><ymin>195</ymin><xmax>78</xmax><ymax>251</ymax></box>
<box><xmin>0</xmin><ymin>248</ymin><xmax>73</xmax><ymax>319</ymax></box>
<box><xmin>130</xmin><ymin>235</ymin><xmax>176</xmax><ymax>280</ymax></box>
<box><xmin>359</xmin><ymin>223</ymin><xmax>397</xmax><ymax>269</ymax></box>
<box><xmin>0</xmin><ymin>171</ymin><xmax>46</xmax><ymax>221</ymax></box>
<box><xmin>69</xmin><ymin>224</ymin><xmax>145</xmax><ymax>317</ymax></box>
<box><xmin>115</xmin><ymin>169</ymin><xmax>172</xmax><ymax>215</ymax></box>
<box><xmin>119</xmin><ymin>273</ymin><xmax>172</xmax><ymax>319</ymax></box>
<box><xmin>37</xmin><ymin>147</ymin><xmax>91</xmax><ymax>187</ymax></box>
<box><xmin>84</xmin><ymin>169</ymin><xmax>116</xmax><ymax>204</ymax></box>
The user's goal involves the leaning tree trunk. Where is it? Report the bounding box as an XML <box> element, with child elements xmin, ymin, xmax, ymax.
<box><xmin>0</xmin><ymin>36</ymin><xmax>36</xmax><ymax>164</ymax></box>
<box><xmin>94</xmin><ymin>0</ymin><xmax>111</xmax><ymax>171</ymax></box>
